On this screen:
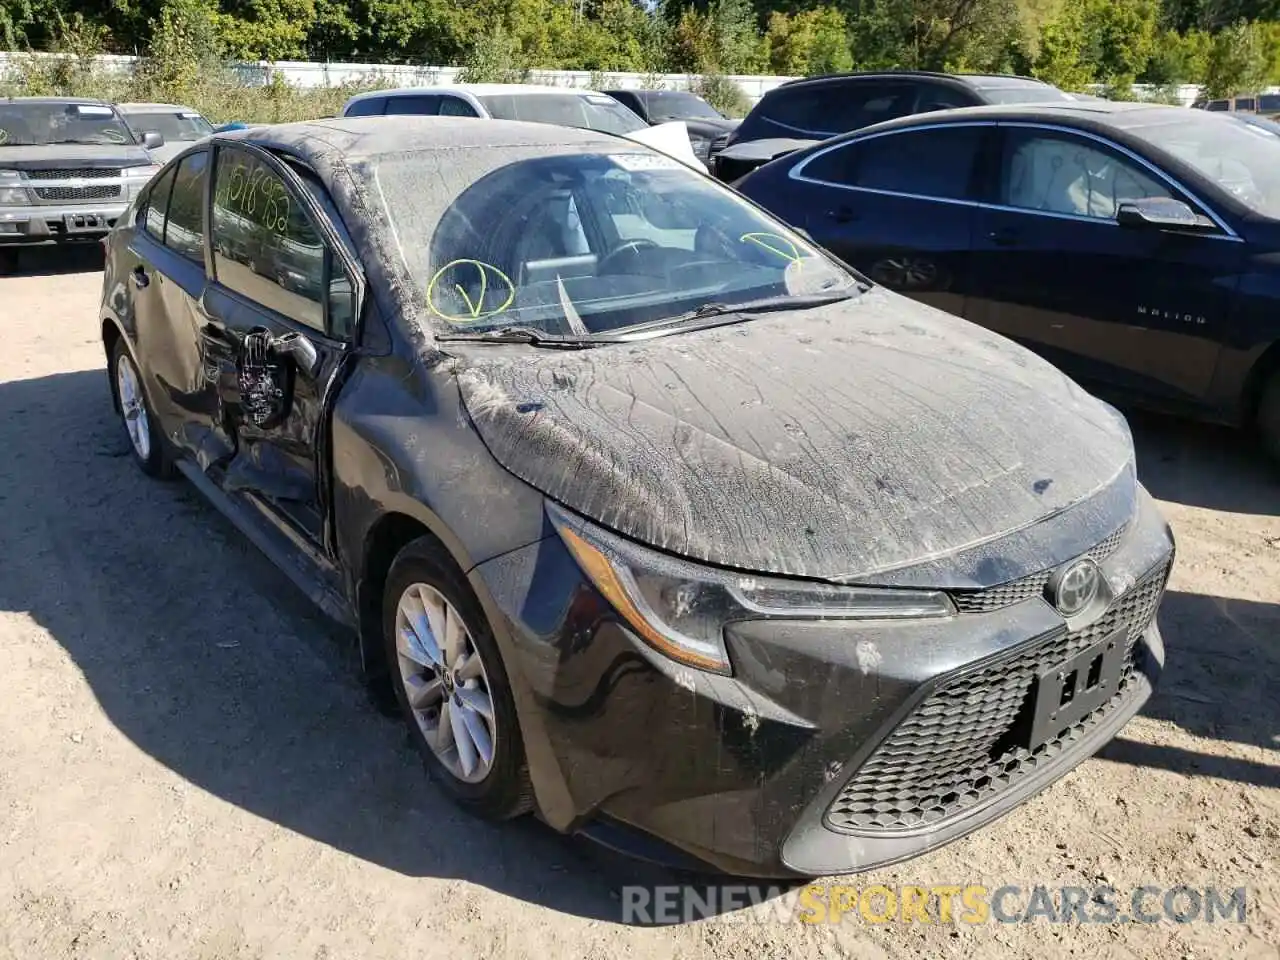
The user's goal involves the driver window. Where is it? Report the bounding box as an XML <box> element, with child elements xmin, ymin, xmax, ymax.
<box><xmin>1001</xmin><ymin>131</ymin><xmax>1172</xmax><ymax>220</ymax></box>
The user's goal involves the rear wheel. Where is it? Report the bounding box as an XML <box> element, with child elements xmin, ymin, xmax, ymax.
<box><xmin>109</xmin><ymin>339</ymin><xmax>173</xmax><ymax>479</ymax></box>
<box><xmin>382</xmin><ymin>538</ymin><xmax>532</xmax><ymax>820</ymax></box>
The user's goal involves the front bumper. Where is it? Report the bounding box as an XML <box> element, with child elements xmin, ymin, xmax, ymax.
<box><xmin>0</xmin><ymin>203</ymin><xmax>129</xmax><ymax>244</ymax></box>
<box><xmin>473</xmin><ymin>486</ymin><xmax>1174</xmax><ymax>878</ymax></box>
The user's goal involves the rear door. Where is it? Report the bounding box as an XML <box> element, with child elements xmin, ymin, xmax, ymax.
<box><xmin>967</xmin><ymin>123</ymin><xmax>1241</xmax><ymax>405</ymax></box>
<box><xmin>203</xmin><ymin>142</ymin><xmax>361</xmax><ymax>545</ymax></box>
<box><xmin>788</xmin><ymin>123</ymin><xmax>990</xmax><ymax>317</ymax></box>
<box><xmin>127</xmin><ymin>149</ymin><xmax>233</xmax><ymax>466</ymax></box>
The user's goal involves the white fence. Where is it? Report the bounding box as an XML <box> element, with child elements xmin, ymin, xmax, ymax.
<box><xmin>0</xmin><ymin>51</ymin><xmax>797</xmax><ymax>103</ymax></box>
<box><xmin>0</xmin><ymin>52</ymin><xmax>1236</xmax><ymax>107</ymax></box>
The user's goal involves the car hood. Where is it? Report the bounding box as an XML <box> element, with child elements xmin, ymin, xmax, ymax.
<box><xmin>717</xmin><ymin>137</ymin><xmax>823</xmax><ymax>162</ymax></box>
<box><xmin>0</xmin><ymin>144</ymin><xmax>154</xmax><ymax>169</ymax></box>
<box><xmin>452</xmin><ymin>288</ymin><xmax>1134</xmax><ymax>582</ymax></box>
<box><xmin>674</xmin><ymin>117</ymin><xmax>740</xmax><ymax>140</ymax></box>
<box><xmin>620</xmin><ymin>121</ymin><xmax>708</xmax><ymax>173</ymax></box>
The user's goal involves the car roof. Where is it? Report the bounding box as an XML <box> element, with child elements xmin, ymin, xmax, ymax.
<box><xmin>346</xmin><ymin>84</ymin><xmax>606</xmax><ymax>103</ymax></box>
<box><xmin>114</xmin><ymin>102</ymin><xmax>203</xmax><ymax>113</ymax></box>
<box><xmin>217</xmin><ymin>115</ymin><xmax>627</xmax><ymax>161</ymax></box>
<box><xmin>851</xmin><ymin>100</ymin><xmax>1186</xmax><ymax>135</ymax></box>
<box><xmin>0</xmin><ymin>96</ymin><xmax>115</xmax><ymax>106</ymax></box>
<box><xmin>774</xmin><ymin>71</ymin><xmax>1057</xmax><ymax>91</ymax></box>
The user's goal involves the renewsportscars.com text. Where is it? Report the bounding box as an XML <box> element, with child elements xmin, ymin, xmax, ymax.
<box><xmin>620</xmin><ymin>884</ymin><xmax>1249</xmax><ymax>926</ymax></box>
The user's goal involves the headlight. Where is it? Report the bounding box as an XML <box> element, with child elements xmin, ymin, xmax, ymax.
<box><xmin>0</xmin><ymin>169</ymin><xmax>25</xmax><ymax>205</ymax></box>
<box><xmin>124</xmin><ymin>164</ymin><xmax>162</xmax><ymax>182</ymax></box>
<box><xmin>691</xmin><ymin>137</ymin><xmax>712</xmax><ymax>161</ymax></box>
<box><xmin>548</xmin><ymin>501</ymin><xmax>954</xmax><ymax>676</ymax></box>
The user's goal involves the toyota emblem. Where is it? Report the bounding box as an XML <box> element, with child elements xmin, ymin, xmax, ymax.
<box><xmin>1048</xmin><ymin>558</ymin><xmax>1101</xmax><ymax>616</ymax></box>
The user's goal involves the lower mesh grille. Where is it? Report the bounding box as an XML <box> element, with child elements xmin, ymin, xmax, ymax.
<box><xmin>34</xmin><ymin>184</ymin><xmax>121</xmax><ymax>201</ymax></box>
<box><xmin>825</xmin><ymin>557</ymin><xmax>1169</xmax><ymax>834</ymax></box>
<box><xmin>951</xmin><ymin>523</ymin><xmax>1128</xmax><ymax>614</ymax></box>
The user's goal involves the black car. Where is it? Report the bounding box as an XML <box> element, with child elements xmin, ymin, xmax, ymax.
<box><xmin>713</xmin><ymin>71</ymin><xmax>1073</xmax><ymax>182</ymax></box>
<box><xmin>101</xmin><ymin>117</ymin><xmax>1174</xmax><ymax>878</ymax></box>
<box><xmin>736</xmin><ymin>101</ymin><xmax>1280</xmax><ymax>462</ymax></box>
<box><xmin>603</xmin><ymin>88</ymin><xmax>739</xmax><ymax>164</ymax></box>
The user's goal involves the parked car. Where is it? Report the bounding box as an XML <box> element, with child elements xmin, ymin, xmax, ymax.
<box><xmin>712</xmin><ymin>71</ymin><xmax>1073</xmax><ymax>182</ymax></box>
<box><xmin>602</xmin><ymin>88</ymin><xmax>739</xmax><ymax>164</ymax></box>
<box><xmin>736</xmin><ymin>100</ymin><xmax>1280</xmax><ymax>461</ymax></box>
<box><xmin>115</xmin><ymin>102</ymin><xmax>214</xmax><ymax>163</ymax></box>
<box><xmin>100</xmin><ymin>116</ymin><xmax>1174</xmax><ymax>878</ymax></box>
<box><xmin>0</xmin><ymin>97</ymin><xmax>161</xmax><ymax>258</ymax></box>
<box><xmin>1193</xmin><ymin>93</ymin><xmax>1280</xmax><ymax>117</ymax></box>
<box><xmin>341</xmin><ymin>84</ymin><xmax>707</xmax><ymax>171</ymax></box>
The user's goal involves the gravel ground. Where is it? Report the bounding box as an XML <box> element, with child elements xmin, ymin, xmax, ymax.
<box><xmin>0</xmin><ymin>246</ymin><xmax>1276</xmax><ymax>960</ymax></box>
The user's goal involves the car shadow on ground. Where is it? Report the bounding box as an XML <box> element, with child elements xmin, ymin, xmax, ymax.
<box><xmin>0</xmin><ymin>366</ymin><xmax>791</xmax><ymax>924</ymax></box>
<box><xmin>0</xmin><ymin>243</ymin><xmax>105</xmax><ymax>277</ymax></box>
<box><xmin>0</xmin><ymin>368</ymin><xmax>1274</xmax><ymax>924</ymax></box>
<box><xmin>1125</xmin><ymin>407</ymin><xmax>1277</xmax><ymax>515</ymax></box>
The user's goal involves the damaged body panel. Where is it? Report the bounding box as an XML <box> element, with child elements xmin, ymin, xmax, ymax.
<box><xmin>100</xmin><ymin>117</ymin><xmax>1175</xmax><ymax>879</ymax></box>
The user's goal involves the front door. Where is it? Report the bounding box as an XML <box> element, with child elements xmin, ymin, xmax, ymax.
<box><xmin>967</xmin><ymin>125</ymin><xmax>1243</xmax><ymax>406</ymax></box>
<box><xmin>201</xmin><ymin>142</ymin><xmax>358</xmax><ymax>544</ymax></box>
<box><xmin>793</xmin><ymin>123</ymin><xmax>989</xmax><ymax>318</ymax></box>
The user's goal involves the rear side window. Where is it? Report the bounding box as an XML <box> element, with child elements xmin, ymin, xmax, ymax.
<box><xmin>163</xmin><ymin>150</ymin><xmax>208</xmax><ymax>263</ymax></box>
<box><xmin>345</xmin><ymin>97</ymin><xmax>386</xmax><ymax>117</ymax></box>
<box><xmin>438</xmin><ymin>96</ymin><xmax>479</xmax><ymax>117</ymax></box>
<box><xmin>1259</xmin><ymin>94</ymin><xmax>1280</xmax><ymax>112</ymax></box>
<box><xmin>801</xmin><ymin>126</ymin><xmax>984</xmax><ymax>202</ymax></box>
<box><xmin>760</xmin><ymin>82</ymin><xmax>920</xmax><ymax>137</ymax></box>
<box><xmin>140</xmin><ymin>165</ymin><xmax>176</xmax><ymax>241</ymax></box>
<box><xmin>384</xmin><ymin>95</ymin><xmax>441</xmax><ymax>115</ymax></box>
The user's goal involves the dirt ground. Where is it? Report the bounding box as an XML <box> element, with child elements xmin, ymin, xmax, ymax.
<box><xmin>0</xmin><ymin>245</ymin><xmax>1276</xmax><ymax>960</ymax></box>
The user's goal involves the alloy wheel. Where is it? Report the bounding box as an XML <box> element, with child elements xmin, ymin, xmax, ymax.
<box><xmin>116</xmin><ymin>352</ymin><xmax>152</xmax><ymax>462</ymax></box>
<box><xmin>394</xmin><ymin>582</ymin><xmax>498</xmax><ymax>784</ymax></box>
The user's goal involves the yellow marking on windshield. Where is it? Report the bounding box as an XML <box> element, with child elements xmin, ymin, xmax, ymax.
<box><xmin>740</xmin><ymin>232</ymin><xmax>805</xmax><ymax>266</ymax></box>
<box><xmin>427</xmin><ymin>259</ymin><xmax>516</xmax><ymax>323</ymax></box>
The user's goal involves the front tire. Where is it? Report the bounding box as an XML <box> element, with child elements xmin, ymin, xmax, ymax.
<box><xmin>382</xmin><ymin>538</ymin><xmax>532</xmax><ymax>820</ymax></box>
<box><xmin>109</xmin><ymin>339</ymin><xmax>173</xmax><ymax>480</ymax></box>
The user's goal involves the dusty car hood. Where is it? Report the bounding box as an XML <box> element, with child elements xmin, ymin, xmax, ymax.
<box><xmin>0</xmin><ymin>144</ymin><xmax>154</xmax><ymax>169</ymax></box>
<box><xmin>452</xmin><ymin>288</ymin><xmax>1134</xmax><ymax>582</ymax></box>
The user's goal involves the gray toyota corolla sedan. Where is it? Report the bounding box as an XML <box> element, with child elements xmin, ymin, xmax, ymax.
<box><xmin>99</xmin><ymin>117</ymin><xmax>1174</xmax><ymax>878</ymax></box>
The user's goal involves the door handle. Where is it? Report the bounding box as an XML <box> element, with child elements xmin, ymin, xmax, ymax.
<box><xmin>986</xmin><ymin>227</ymin><xmax>1020</xmax><ymax>247</ymax></box>
<box><xmin>828</xmin><ymin>206</ymin><xmax>859</xmax><ymax>224</ymax></box>
<box><xmin>131</xmin><ymin>266</ymin><xmax>149</xmax><ymax>288</ymax></box>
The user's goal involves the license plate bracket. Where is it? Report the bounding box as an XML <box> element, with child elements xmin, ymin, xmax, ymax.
<box><xmin>1030</xmin><ymin>628</ymin><xmax>1128</xmax><ymax>747</ymax></box>
<box><xmin>63</xmin><ymin>213</ymin><xmax>106</xmax><ymax>233</ymax></box>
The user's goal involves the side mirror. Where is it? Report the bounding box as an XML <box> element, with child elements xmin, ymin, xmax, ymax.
<box><xmin>142</xmin><ymin>131</ymin><xmax>165</xmax><ymax>149</ymax></box>
<box><xmin>1116</xmin><ymin>197</ymin><xmax>1216</xmax><ymax>232</ymax></box>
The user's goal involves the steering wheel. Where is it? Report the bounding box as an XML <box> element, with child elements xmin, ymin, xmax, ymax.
<box><xmin>597</xmin><ymin>238</ymin><xmax>660</xmax><ymax>274</ymax></box>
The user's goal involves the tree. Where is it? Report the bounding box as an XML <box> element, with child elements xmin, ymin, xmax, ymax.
<box><xmin>763</xmin><ymin>7</ymin><xmax>852</xmax><ymax>76</ymax></box>
<box><xmin>1202</xmin><ymin>17</ymin><xmax>1269</xmax><ymax>96</ymax></box>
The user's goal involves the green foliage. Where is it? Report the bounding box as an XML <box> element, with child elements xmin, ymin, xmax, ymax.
<box><xmin>691</xmin><ymin>70</ymin><xmax>751</xmax><ymax>114</ymax></box>
<box><xmin>1203</xmin><ymin>16</ymin><xmax>1269</xmax><ymax>94</ymax></box>
<box><xmin>763</xmin><ymin>7</ymin><xmax>851</xmax><ymax>75</ymax></box>
<box><xmin>2</xmin><ymin>0</ymin><xmax>1280</xmax><ymax>108</ymax></box>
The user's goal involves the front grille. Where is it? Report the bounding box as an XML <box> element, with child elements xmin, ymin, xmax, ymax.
<box><xmin>34</xmin><ymin>184</ymin><xmax>121</xmax><ymax>201</ymax></box>
<box><xmin>825</xmin><ymin>557</ymin><xmax>1169</xmax><ymax>834</ymax></box>
<box><xmin>26</xmin><ymin>167</ymin><xmax>123</xmax><ymax>203</ymax></box>
<box><xmin>710</xmin><ymin>133</ymin><xmax>731</xmax><ymax>155</ymax></box>
<box><xmin>25</xmin><ymin>167</ymin><xmax>120</xmax><ymax>181</ymax></box>
<box><xmin>951</xmin><ymin>523</ymin><xmax>1128</xmax><ymax>614</ymax></box>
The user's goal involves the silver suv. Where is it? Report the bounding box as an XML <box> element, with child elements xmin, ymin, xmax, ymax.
<box><xmin>0</xmin><ymin>97</ymin><xmax>162</xmax><ymax>253</ymax></box>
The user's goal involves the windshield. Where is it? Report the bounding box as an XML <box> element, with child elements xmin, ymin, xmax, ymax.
<box><xmin>975</xmin><ymin>83</ymin><xmax>1075</xmax><ymax>105</ymax></box>
<box><xmin>1137</xmin><ymin>112</ymin><xmax>1280</xmax><ymax>218</ymax></box>
<box><xmin>0</xmin><ymin>102</ymin><xmax>132</xmax><ymax>146</ymax></box>
<box><xmin>122</xmin><ymin>110</ymin><xmax>213</xmax><ymax>142</ymax></box>
<box><xmin>365</xmin><ymin>149</ymin><xmax>857</xmax><ymax>340</ymax></box>
<box><xmin>643</xmin><ymin>92</ymin><xmax>723</xmax><ymax>122</ymax></box>
<box><xmin>477</xmin><ymin>93</ymin><xmax>648</xmax><ymax>136</ymax></box>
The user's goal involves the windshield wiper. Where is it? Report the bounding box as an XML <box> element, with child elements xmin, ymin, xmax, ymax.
<box><xmin>620</xmin><ymin>290</ymin><xmax>861</xmax><ymax>338</ymax></box>
<box><xmin>436</xmin><ymin>326</ymin><xmax>615</xmax><ymax>348</ymax></box>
